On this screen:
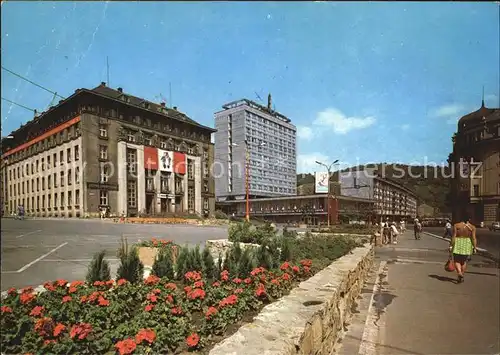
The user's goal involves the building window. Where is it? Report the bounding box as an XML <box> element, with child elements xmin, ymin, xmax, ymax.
<box><xmin>60</xmin><ymin>171</ymin><xmax>65</xmax><ymax>187</ymax></box>
<box><xmin>47</xmin><ymin>155</ymin><xmax>51</xmax><ymax>168</ymax></box>
<box><xmin>41</xmin><ymin>158</ymin><xmax>45</xmax><ymax>171</ymax></box>
<box><xmin>473</xmin><ymin>184</ymin><xmax>479</xmax><ymax>197</ymax></box>
<box><xmin>68</xmin><ymin>191</ymin><xmax>72</xmax><ymax>206</ymax></box>
<box><xmin>60</xmin><ymin>192</ymin><xmax>64</xmax><ymax>208</ymax></box>
<box><xmin>100</xmin><ymin>190</ymin><xmax>108</xmax><ymax>206</ymax></box>
<box><xmin>75</xmin><ymin>167</ymin><xmax>80</xmax><ymax>184</ymax></box>
<box><xmin>100</xmin><ymin>165</ymin><xmax>109</xmax><ymax>183</ymax></box>
<box><xmin>99</xmin><ymin>124</ymin><xmax>108</xmax><ymax>138</ymax></box>
<box><xmin>160</xmin><ymin>140</ymin><xmax>167</xmax><ymax>149</ymax></box>
<box><xmin>75</xmin><ymin>189</ymin><xmax>80</xmax><ymax>205</ymax></box>
<box><xmin>74</xmin><ymin>145</ymin><xmax>80</xmax><ymax>161</ymax></box>
<box><xmin>36</xmin><ymin>160</ymin><xmax>39</xmax><ymax>173</ymax></box>
<box><xmin>48</xmin><ymin>194</ymin><xmax>52</xmax><ymax>209</ymax></box>
<box><xmin>127</xmin><ymin>181</ymin><xmax>137</xmax><ymax>208</ymax></box>
<box><xmin>127</xmin><ymin>149</ymin><xmax>137</xmax><ymax>173</ymax></box>
<box><xmin>188</xmin><ymin>187</ymin><xmax>195</xmax><ymax>211</ymax></box>
<box><xmin>99</xmin><ymin>145</ymin><xmax>108</xmax><ymax>160</ymax></box>
<box><xmin>68</xmin><ymin>169</ymin><xmax>72</xmax><ymax>185</ymax></box>
<box><xmin>160</xmin><ymin>177</ymin><xmax>169</xmax><ymax>193</ymax></box>
<box><xmin>42</xmin><ymin>177</ymin><xmax>45</xmax><ymax>191</ymax></box>
<box><xmin>54</xmin><ymin>193</ymin><xmax>58</xmax><ymax>208</ymax></box>
<box><xmin>42</xmin><ymin>195</ymin><xmax>46</xmax><ymax>209</ymax></box>
<box><xmin>67</xmin><ymin>148</ymin><xmax>71</xmax><ymax>163</ymax></box>
<box><xmin>36</xmin><ymin>178</ymin><xmax>39</xmax><ymax>192</ymax></box>
<box><xmin>48</xmin><ymin>175</ymin><xmax>52</xmax><ymax>189</ymax></box>
<box><xmin>60</xmin><ymin>151</ymin><xmax>64</xmax><ymax>164</ymax></box>
<box><xmin>145</xmin><ymin>135</ymin><xmax>152</xmax><ymax>146</ymax></box>
<box><xmin>53</xmin><ymin>153</ymin><xmax>57</xmax><ymax>167</ymax></box>
<box><xmin>127</xmin><ymin>132</ymin><xmax>136</xmax><ymax>142</ymax></box>
<box><xmin>187</xmin><ymin>159</ymin><xmax>194</xmax><ymax>180</ymax></box>
<box><xmin>203</xmin><ymin>198</ymin><xmax>209</xmax><ymax>211</ymax></box>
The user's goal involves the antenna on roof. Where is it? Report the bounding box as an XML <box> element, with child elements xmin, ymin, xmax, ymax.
<box><xmin>106</xmin><ymin>56</ymin><xmax>110</xmax><ymax>87</ymax></box>
<box><xmin>481</xmin><ymin>85</ymin><xmax>485</xmax><ymax>107</ymax></box>
<box><xmin>255</xmin><ymin>92</ymin><xmax>263</xmax><ymax>103</ymax></box>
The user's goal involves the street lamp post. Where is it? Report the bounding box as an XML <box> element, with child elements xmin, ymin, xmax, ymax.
<box><xmin>315</xmin><ymin>159</ymin><xmax>339</xmax><ymax>227</ymax></box>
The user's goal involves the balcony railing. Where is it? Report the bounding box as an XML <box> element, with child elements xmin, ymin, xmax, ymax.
<box><xmin>146</xmin><ymin>179</ymin><xmax>155</xmax><ymax>192</ymax></box>
<box><xmin>175</xmin><ymin>185</ymin><xmax>184</xmax><ymax>195</ymax></box>
<box><xmin>160</xmin><ymin>185</ymin><xmax>171</xmax><ymax>194</ymax></box>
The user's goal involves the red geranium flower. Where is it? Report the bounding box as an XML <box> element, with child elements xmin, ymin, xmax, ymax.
<box><xmin>117</xmin><ymin>278</ymin><xmax>128</xmax><ymax>286</ymax></box>
<box><xmin>304</xmin><ymin>266</ymin><xmax>311</xmax><ymax>273</ymax></box>
<box><xmin>251</xmin><ymin>267</ymin><xmax>265</xmax><ymax>276</ymax></box>
<box><xmin>69</xmin><ymin>323</ymin><xmax>92</xmax><ymax>340</ymax></box>
<box><xmin>271</xmin><ymin>279</ymin><xmax>280</xmax><ymax>285</ymax></box>
<box><xmin>80</xmin><ymin>295</ymin><xmax>88</xmax><ymax>303</ymax></box>
<box><xmin>188</xmin><ymin>288</ymin><xmax>206</xmax><ymax>300</ymax></box>
<box><xmin>212</xmin><ymin>281</ymin><xmax>221</xmax><ymax>287</ymax></box>
<box><xmin>34</xmin><ymin>317</ymin><xmax>55</xmax><ymax>337</ymax></box>
<box><xmin>193</xmin><ymin>280</ymin><xmax>204</xmax><ymax>288</ymax></box>
<box><xmin>62</xmin><ymin>295</ymin><xmax>72</xmax><ymax>303</ymax></box>
<box><xmin>300</xmin><ymin>259</ymin><xmax>313</xmax><ymax>267</ymax></box>
<box><xmin>152</xmin><ymin>288</ymin><xmax>161</xmax><ymax>294</ymax></box>
<box><xmin>165</xmin><ymin>282</ymin><xmax>177</xmax><ymax>290</ymax></box>
<box><xmin>93</xmin><ymin>281</ymin><xmax>105</xmax><ymax>287</ymax></box>
<box><xmin>53</xmin><ymin>323</ymin><xmax>66</xmax><ymax>337</ymax></box>
<box><xmin>144</xmin><ymin>304</ymin><xmax>155</xmax><ymax>312</ymax></box>
<box><xmin>70</xmin><ymin>280</ymin><xmax>85</xmax><ymax>288</ymax></box>
<box><xmin>147</xmin><ymin>293</ymin><xmax>158</xmax><ymax>303</ymax></box>
<box><xmin>185</xmin><ymin>271</ymin><xmax>202</xmax><ymax>282</ymax></box>
<box><xmin>280</xmin><ymin>261</ymin><xmax>290</xmax><ymax>271</ymax></box>
<box><xmin>135</xmin><ymin>328</ymin><xmax>156</xmax><ymax>344</ymax></box>
<box><xmin>21</xmin><ymin>286</ymin><xmax>34</xmax><ymax>294</ymax></box>
<box><xmin>97</xmin><ymin>296</ymin><xmax>110</xmax><ymax>307</ymax></box>
<box><xmin>68</xmin><ymin>287</ymin><xmax>78</xmax><ymax>294</ymax></box>
<box><xmin>44</xmin><ymin>339</ymin><xmax>57</xmax><ymax>346</ymax></box>
<box><xmin>115</xmin><ymin>338</ymin><xmax>137</xmax><ymax>355</ymax></box>
<box><xmin>205</xmin><ymin>306</ymin><xmax>218</xmax><ymax>319</ymax></box>
<box><xmin>1</xmin><ymin>305</ymin><xmax>13</xmax><ymax>313</ymax></box>
<box><xmin>255</xmin><ymin>283</ymin><xmax>266</xmax><ymax>297</ymax></box>
<box><xmin>106</xmin><ymin>280</ymin><xmax>114</xmax><ymax>287</ymax></box>
<box><xmin>219</xmin><ymin>294</ymin><xmax>238</xmax><ymax>308</ymax></box>
<box><xmin>144</xmin><ymin>275</ymin><xmax>160</xmax><ymax>285</ymax></box>
<box><xmin>20</xmin><ymin>292</ymin><xmax>35</xmax><ymax>305</ymax></box>
<box><xmin>171</xmin><ymin>306</ymin><xmax>183</xmax><ymax>315</ymax></box>
<box><xmin>43</xmin><ymin>282</ymin><xmax>56</xmax><ymax>292</ymax></box>
<box><xmin>232</xmin><ymin>278</ymin><xmax>242</xmax><ymax>284</ymax></box>
<box><xmin>30</xmin><ymin>306</ymin><xmax>44</xmax><ymax>317</ymax></box>
<box><xmin>186</xmin><ymin>333</ymin><xmax>200</xmax><ymax>348</ymax></box>
<box><xmin>244</xmin><ymin>278</ymin><xmax>252</xmax><ymax>284</ymax></box>
<box><xmin>234</xmin><ymin>288</ymin><xmax>244</xmax><ymax>294</ymax></box>
<box><xmin>166</xmin><ymin>294</ymin><xmax>174</xmax><ymax>304</ymax></box>
<box><xmin>220</xmin><ymin>270</ymin><xmax>229</xmax><ymax>281</ymax></box>
<box><xmin>282</xmin><ymin>273</ymin><xmax>291</xmax><ymax>281</ymax></box>
<box><xmin>292</xmin><ymin>266</ymin><xmax>300</xmax><ymax>273</ymax></box>
<box><xmin>56</xmin><ymin>279</ymin><xmax>68</xmax><ymax>287</ymax></box>
<box><xmin>7</xmin><ymin>287</ymin><xmax>17</xmax><ymax>296</ymax></box>
<box><xmin>184</xmin><ymin>286</ymin><xmax>192</xmax><ymax>294</ymax></box>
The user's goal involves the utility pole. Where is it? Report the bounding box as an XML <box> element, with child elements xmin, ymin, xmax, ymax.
<box><xmin>316</xmin><ymin>159</ymin><xmax>339</xmax><ymax>227</ymax></box>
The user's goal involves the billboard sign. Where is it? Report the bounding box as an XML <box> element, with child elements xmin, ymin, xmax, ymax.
<box><xmin>174</xmin><ymin>152</ymin><xmax>186</xmax><ymax>174</ymax></box>
<box><xmin>315</xmin><ymin>171</ymin><xmax>329</xmax><ymax>194</ymax></box>
<box><xmin>144</xmin><ymin>146</ymin><xmax>159</xmax><ymax>170</ymax></box>
<box><xmin>158</xmin><ymin>149</ymin><xmax>173</xmax><ymax>172</ymax></box>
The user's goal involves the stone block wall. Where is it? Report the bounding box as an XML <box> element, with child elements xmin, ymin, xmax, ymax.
<box><xmin>209</xmin><ymin>243</ymin><xmax>374</xmax><ymax>355</ymax></box>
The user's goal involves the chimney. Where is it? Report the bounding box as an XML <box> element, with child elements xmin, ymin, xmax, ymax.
<box><xmin>173</xmin><ymin>106</ymin><xmax>178</xmax><ymax>111</ymax></box>
<box><xmin>267</xmin><ymin>93</ymin><xmax>272</xmax><ymax>110</ymax></box>
<box><xmin>117</xmin><ymin>87</ymin><xmax>123</xmax><ymax>93</ymax></box>
<box><xmin>160</xmin><ymin>102</ymin><xmax>166</xmax><ymax>107</ymax></box>
<box><xmin>100</xmin><ymin>82</ymin><xmax>106</xmax><ymax>87</ymax></box>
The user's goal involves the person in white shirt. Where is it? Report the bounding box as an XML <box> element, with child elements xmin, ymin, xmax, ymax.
<box><xmin>444</xmin><ymin>219</ymin><xmax>452</xmax><ymax>239</ymax></box>
<box><xmin>391</xmin><ymin>222</ymin><xmax>399</xmax><ymax>244</ymax></box>
<box><xmin>399</xmin><ymin>220</ymin><xmax>406</xmax><ymax>233</ymax></box>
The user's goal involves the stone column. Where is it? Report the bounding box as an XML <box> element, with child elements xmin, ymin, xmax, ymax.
<box><xmin>117</xmin><ymin>142</ymin><xmax>127</xmax><ymax>216</ymax></box>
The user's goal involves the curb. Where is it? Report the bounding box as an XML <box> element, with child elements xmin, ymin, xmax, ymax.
<box><xmin>423</xmin><ymin>232</ymin><xmax>500</xmax><ymax>264</ymax></box>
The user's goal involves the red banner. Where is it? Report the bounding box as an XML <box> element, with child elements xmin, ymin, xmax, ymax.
<box><xmin>174</xmin><ymin>152</ymin><xmax>186</xmax><ymax>174</ymax></box>
<box><xmin>144</xmin><ymin>146</ymin><xmax>159</xmax><ymax>170</ymax></box>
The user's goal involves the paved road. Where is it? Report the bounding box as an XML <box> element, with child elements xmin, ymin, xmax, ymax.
<box><xmin>338</xmin><ymin>231</ymin><xmax>500</xmax><ymax>355</ymax></box>
<box><xmin>0</xmin><ymin>218</ymin><xmax>228</xmax><ymax>291</ymax></box>
<box><xmin>425</xmin><ymin>226</ymin><xmax>500</xmax><ymax>259</ymax></box>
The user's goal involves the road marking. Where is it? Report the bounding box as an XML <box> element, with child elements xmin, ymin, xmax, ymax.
<box><xmin>15</xmin><ymin>230</ymin><xmax>42</xmax><ymax>239</ymax></box>
<box><xmin>359</xmin><ymin>261</ymin><xmax>388</xmax><ymax>355</ymax></box>
<box><xmin>424</xmin><ymin>232</ymin><xmax>488</xmax><ymax>252</ymax></box>
<box><xmin>395</xmin><ymin>258</ymin><xmax>443</xmax><ymax>265</ymax></box>
<box><xmin>16</xmin><ymin>243</ymin><xmax>68</xmax><ymax>273</ymax></box>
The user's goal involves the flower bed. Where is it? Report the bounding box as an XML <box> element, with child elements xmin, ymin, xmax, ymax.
<box><xmin>1</xmin><ymin>263</ymin><xmax>313</xmax><ymax>354</ymax></box>
<box><xmin>124</xmin><ymin>217</ymin><xmax>200</xmax><ymax>225</ymax></box>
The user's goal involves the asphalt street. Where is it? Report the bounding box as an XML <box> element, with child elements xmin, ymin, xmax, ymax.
<box><xmin>0</xmin><ymin>218</ymin><xmax>228</xmax><ymax>291</ymax></box>
<box><xmin>338</xmin><ymin>231</ymin><xmax>500</xmax><ymax>355</ymax></box>
<box><xmin>425</xmin><ymin>226</ymin><xmax>500</xmax><ymax>260</ymax></box>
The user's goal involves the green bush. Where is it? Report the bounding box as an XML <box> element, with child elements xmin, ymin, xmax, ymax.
<box><xmin>86</xmin><ymin>250</ymin><xmax>111</xmax><ymax>283</ymax></box>
<box><xmin>202</xmin><ymin>247</ymin><xmax>217</xmax><ymax>279</ymax></box>
<box><xmin>228</xmin><ymin>221</ymin><xmax>276</xmax><ymax>244</ymax></box>
<box><xmin>175</xmin><ymin>245</ymin><xmax>190</xmax><ymax>280</ymax></box>
<box><xmin>152</xmin><ymin>249</ymin><xmax>175</xmax><ymax>279</ymax></box>
<box><xmin>189</xmin><ymin>245</ymin><xmax>204</xmax><ymax>272</ymax></box>
<box><xmin>214</xmin><ymin>210</ymin><xmax>228</xmax><ymax>220</ymax></box>
<box><xmin>116</xmin><ymin>238</ymin><xmax>144</xmax><ymax>283</ymax></box>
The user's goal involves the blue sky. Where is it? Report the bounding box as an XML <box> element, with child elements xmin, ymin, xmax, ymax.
<box><xmin>1</xmin><ymin>2</ymin><xmax>499</xmax><ymax>173</ymax></box>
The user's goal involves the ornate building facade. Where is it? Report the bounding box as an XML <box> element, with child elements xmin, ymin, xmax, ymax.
<box><xmin>448</xmin><ymin>102</ymin><xmax>500</xmax><ymax>224</ymax></box>
<box><xmin>1</xmin><ymin>83</ymin><xmax>216</xmax><ymax>218</ymax></box>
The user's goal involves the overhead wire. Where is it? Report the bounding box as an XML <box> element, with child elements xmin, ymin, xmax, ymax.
<box><xmin>1</xmin><ymin>66</ymin><xmax>65</xmax><ymax>99</ymax></box>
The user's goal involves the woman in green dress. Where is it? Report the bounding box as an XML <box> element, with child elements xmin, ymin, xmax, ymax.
<box><xmin>449</xmin><ymin>216</ymin><xmax>477</xmax><ymax>283</ymax></box>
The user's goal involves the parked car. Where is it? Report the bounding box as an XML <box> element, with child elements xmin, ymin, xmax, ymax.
<box><xmin>489</xmin><ymin>222</ymin><xmax>500</xmax><ymax>232</ymax></box>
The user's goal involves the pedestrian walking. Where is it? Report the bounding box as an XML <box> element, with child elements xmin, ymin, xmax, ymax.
<box><xmin>414</xmin><ymin>218</ymin><xmax>422</xmax><ymax>240</ymax></box>
<box><xmin>443</xmin><ymin>219</ymin><xmax>452</xmax><ymax>239</ymax></box>
<box><xmin>383</xmin><ymin>218</ymin><xmax>391</xmax><ymax>244</ymax></box>
<box><xmin>399</xmin><ymin>220</ymin><xmax>406</xmax><ymax>233</ymax></box>
<box><xmin>391</xmin><ymin>222</ymin><xmax>399</xmax><ymax>244</ymax></box>
<box><xmin>448</xmin><ymin>216</ymin><xmax>477</xmax><ymax>283</ymax></box>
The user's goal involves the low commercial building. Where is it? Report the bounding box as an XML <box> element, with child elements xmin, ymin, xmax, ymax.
<box><xmin>216</xmin><ymin>194</ymin><xmax>374</xmax><ymax>225</ymax></box>
<box><xmin>1</xmin><ymin>83</ymin><xmax>216</xmax><ymax>218</ymax></box>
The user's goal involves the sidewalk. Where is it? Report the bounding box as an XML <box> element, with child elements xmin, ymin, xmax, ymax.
<box><xmin>338</xmin><ymin>231</ymin><xmax>500</xmax><ymax>355</ymax></box>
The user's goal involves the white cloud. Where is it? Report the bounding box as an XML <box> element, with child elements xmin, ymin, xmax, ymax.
<box><xmin>313</xmin><ymin>108</ymin><xmax>376</xmax><ymax>134</ymax></box>
<box><xmin>400</xmin><ymin>124</ymin><xmax>410</xmax><ymax>130</ymax></box>
<box><xmin>297</xmin><ymin>152</ymin><xmax>330</xmax><ymax>174</ymax></box>
<box><xmin>297</xmin><ymin>126</ymin><xmax>314</xmax><ymax>140</ymax></box>
<box><xmin>431</xmin><ymin>104</ymin><xmax>466</xmax><ymax>118</ymax></box>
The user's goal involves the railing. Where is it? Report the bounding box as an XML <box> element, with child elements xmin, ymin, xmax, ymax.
<box><xmin>175</xmin><ymin>186</ymin><xmax>184</xmax><ymax>195</ymax></box>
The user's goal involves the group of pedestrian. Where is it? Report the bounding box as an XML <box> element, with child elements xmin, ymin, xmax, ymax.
<box><xmin>381</xmin><ymin>218</ymin><xmax>406</xmax><ymax>244</ymax></box>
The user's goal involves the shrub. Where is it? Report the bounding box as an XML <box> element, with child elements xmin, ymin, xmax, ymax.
<box><xmin>228</xmin><ymin>221</ymin><xmax>252</xmax><ymax>243</ymax></box>
<box><xmin>175</xmin><ymin>245</ymin><xmax>190</xmax><ymax>280</ymax></box>
<box><xmin>202</xmin><ymin>247</ymin><xmax>216</xmax><ymax>280</ymax></box>
<box><xmin>279</xmin><ymin>237</ymin><xmax>292</xmax><ymax>262</ymax></box>
<box><xmin>116</xmin><ymin>238</ymin><xmax>144</xmax><ymax>283</ymax></box>
<box><xmin>152</xmin><ymin>249</ymin><xmax>175</xmax><ymax>279</ymax></box>
<box><xmin>237</xmin><ymin>248</ymin><xmax>256</xmax><ymax>278</ymax></box>
<box><xmin>214</xmin><ymin>210</ymin><xmax>228</xmax><ymax>220</ymax></box>
<box><xmin>86</xmin><ymin>250</ymin><xmax>112</xmax><ymax>283</ymax></box>
<box><xmin>191</xmin><ymin>245</ymin><xmax>204</xmax><ymax>272</ymax></box>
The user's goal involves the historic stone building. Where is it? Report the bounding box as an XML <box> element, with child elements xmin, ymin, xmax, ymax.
<box><xmin>448</xmin><ymin>101</ymin><xmax>500</xmax><ymax>224</ymax></box>
<box><xmin>1</xmin><ymin>83</ymin><xmax>216</xmax><ymax>218</ymax></box>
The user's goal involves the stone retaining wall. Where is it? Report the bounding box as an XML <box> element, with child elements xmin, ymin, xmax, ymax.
<box><xmin>209</xmin><ymin>243</ymin><xmax>374</xmax><ymax>355</ymax></box>
<box><xmin>205</xmin><ymin>239</ymin><xmax>261</xmax><ymax>261</ymax></box>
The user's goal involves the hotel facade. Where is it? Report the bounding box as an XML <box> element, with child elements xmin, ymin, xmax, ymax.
<box><xmin>1</xmin><ymin>83</ymin><xmax>216</xmax><ymax>218</ymax></box>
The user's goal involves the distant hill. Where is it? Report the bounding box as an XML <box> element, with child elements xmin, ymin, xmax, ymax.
<box><xmin>297</xmin><ymin>163</ymin><xmax>451</xmax><ymax>213</ymax></box>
